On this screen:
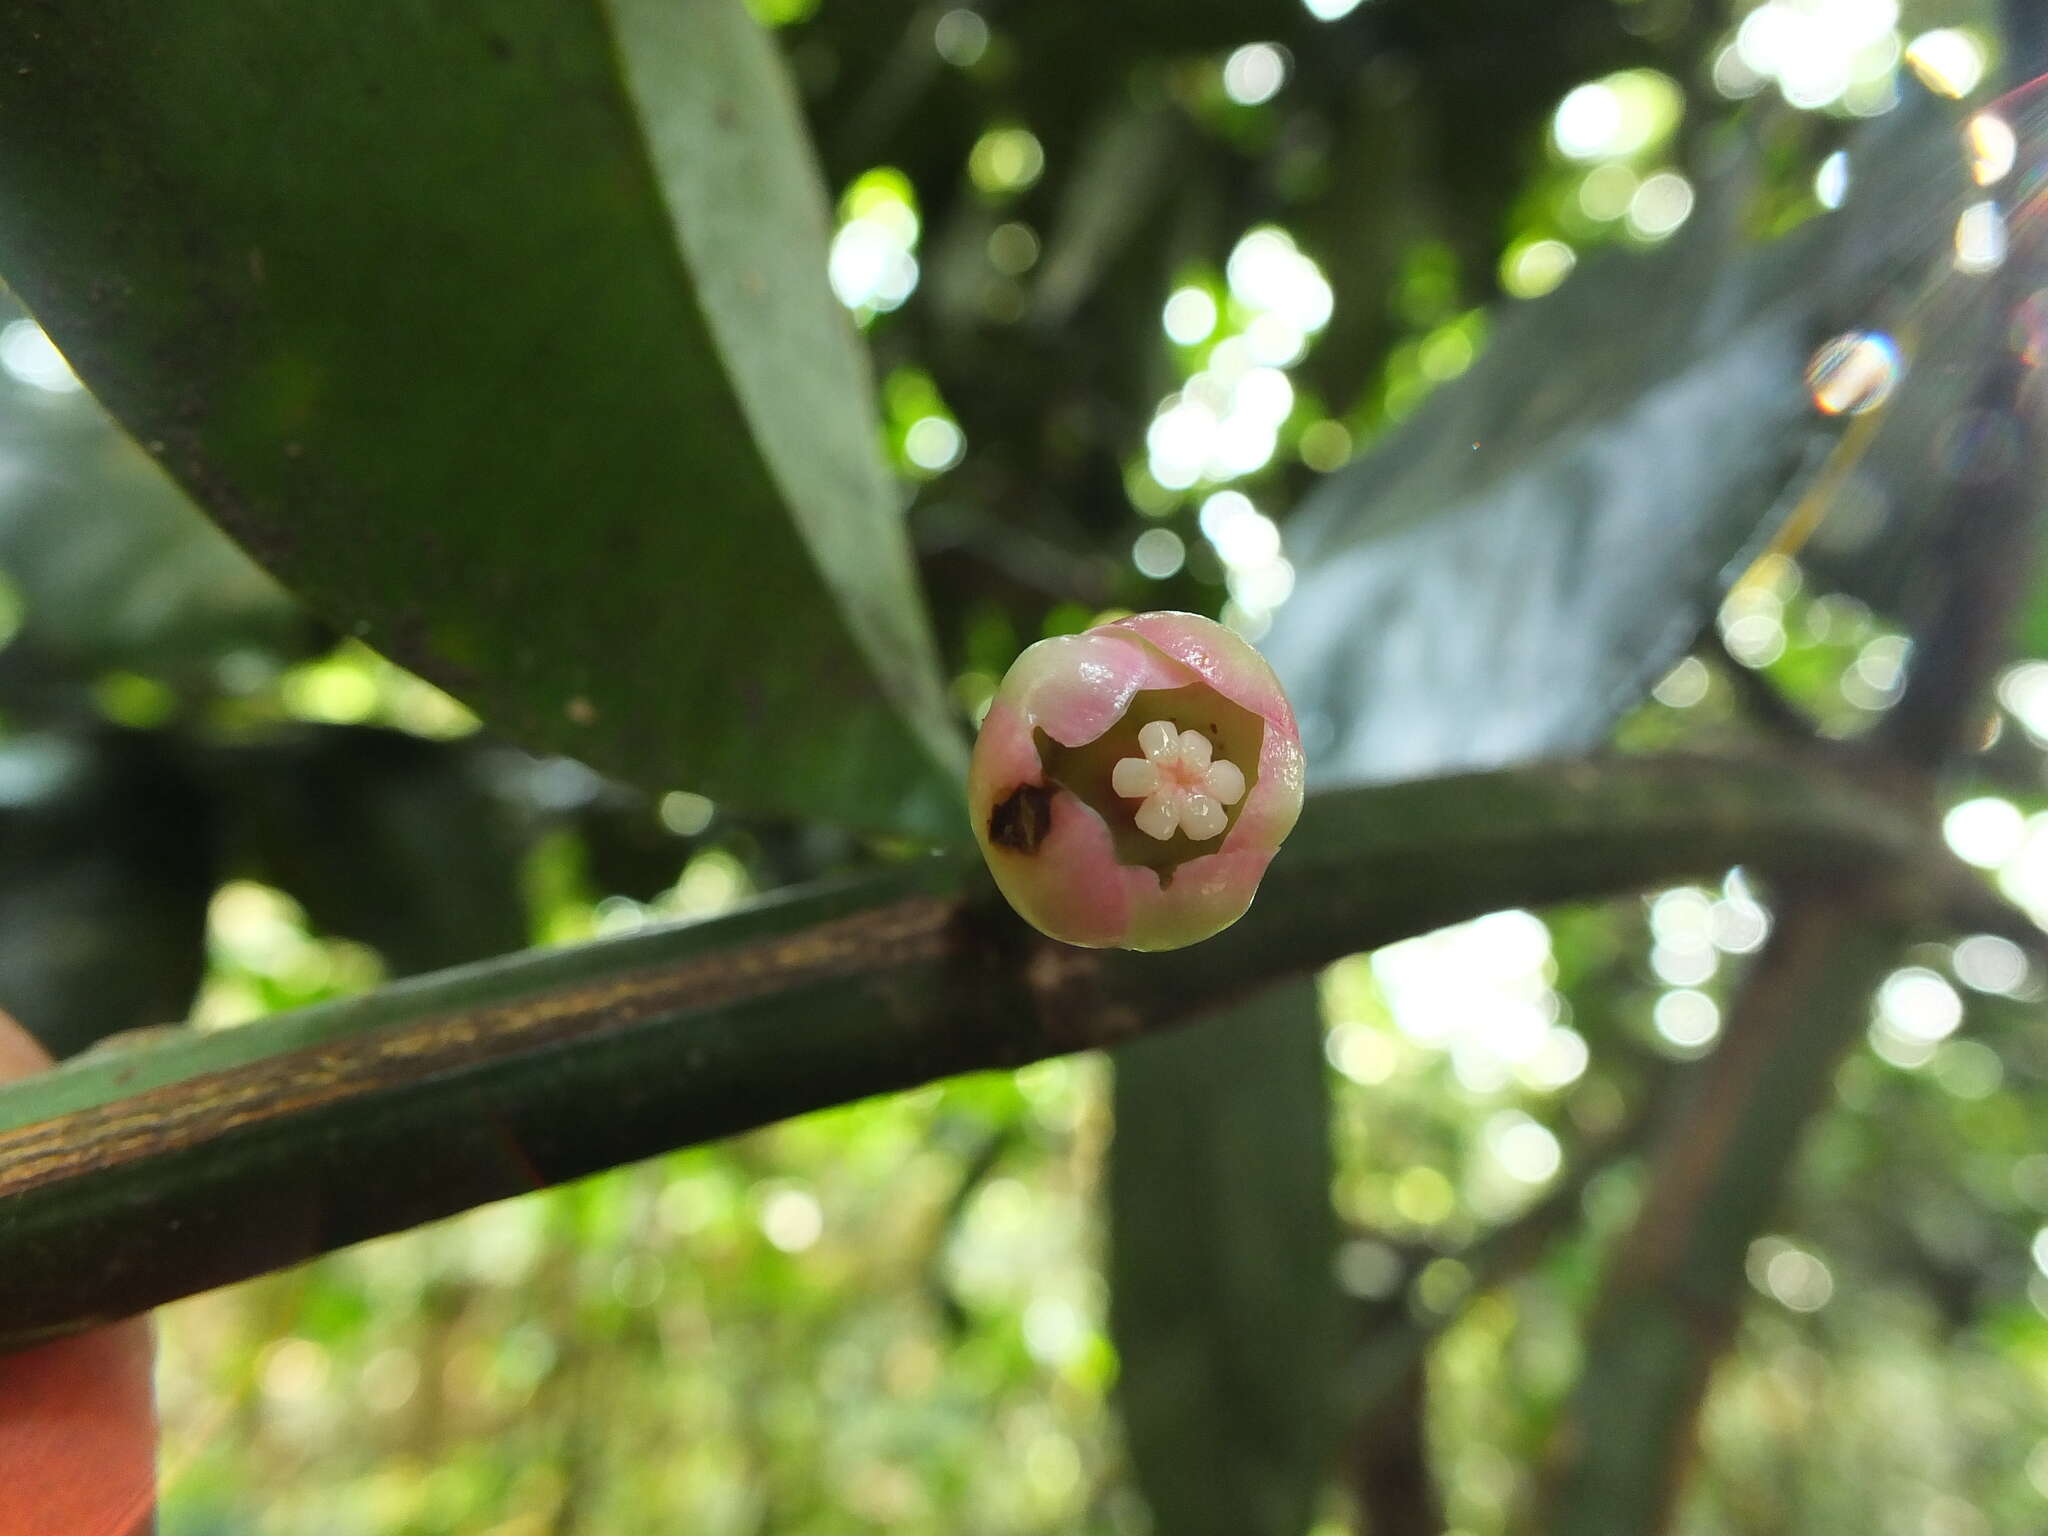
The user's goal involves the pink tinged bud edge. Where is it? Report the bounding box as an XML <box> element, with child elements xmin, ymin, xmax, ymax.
<box><xmin>970</xmin><ymin>612</ymin><xmax>1306</xmax><ymax>951</ymax></box>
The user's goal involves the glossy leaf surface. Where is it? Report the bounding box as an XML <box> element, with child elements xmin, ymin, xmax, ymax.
<box><xmin>0</xmin><ymin>0</ymin><xmax>965</xmax><ymax>838</ymax></box>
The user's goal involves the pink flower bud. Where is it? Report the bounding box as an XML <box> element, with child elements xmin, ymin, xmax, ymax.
<box><xmin>969</xmin><ymin>611</ymin><xmax>1305</xmax><ymax>951</ymax></box>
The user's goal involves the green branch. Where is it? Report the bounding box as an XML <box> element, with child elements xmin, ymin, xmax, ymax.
<box><xmin>0</xmin><ymin>751</ymin><xmax>1937</xmax><ymax>1349</ymax></box>
<box><xmin>1538</xmin><ymin>893</ymin><xmax>1905</xmax><ymax>1531</ymax></box>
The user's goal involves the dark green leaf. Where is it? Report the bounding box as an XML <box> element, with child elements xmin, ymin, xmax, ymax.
<box><xmin>0</xmin><ymin>0</ymin><xmax>965</xmax><ymax>839</ymax></box>
<box><xmin>1110</xmin><ymin>978</ymin><xmax>1344</xmax><ymax>1536</ymax></box>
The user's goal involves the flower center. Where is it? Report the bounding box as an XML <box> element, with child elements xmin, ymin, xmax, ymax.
<box><xmin>1110</xmin><ymin>719</ymin><xmax>1248</xmax><ymax>842</ymax></box>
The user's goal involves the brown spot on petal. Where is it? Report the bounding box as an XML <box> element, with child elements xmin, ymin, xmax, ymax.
<box><xmin>988</xmin><ymin>782</ymin><xmax>1055</xmax><ymax>854</ymax></box>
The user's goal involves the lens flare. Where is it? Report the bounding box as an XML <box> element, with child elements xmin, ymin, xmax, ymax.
<box><xmin>1968</xmin><ymin>112</ymin><xmax>2018</xmax><ymax>185</ymax></box>
<box><xmin>1805</xmin><ymin>331</ymin><xmax>1901</xmax><ymax>416</ymax></box>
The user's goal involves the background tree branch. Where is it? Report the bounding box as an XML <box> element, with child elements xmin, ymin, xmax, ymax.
<box><xmin>1536</xmin><ymin>99</ymin><xmax>2048</xmax><ymax>1523</ymax></box>
<box><xmin>1539</xmin><ymin>890</ymin><xmax>1907</xmax><ymax>1532</ymax></box>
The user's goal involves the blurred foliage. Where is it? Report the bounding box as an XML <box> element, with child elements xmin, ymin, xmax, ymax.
<box><xmin>0</xmin><ymin>0</ymin><xmax>2042</xmax><ymax>1531</ymax></box>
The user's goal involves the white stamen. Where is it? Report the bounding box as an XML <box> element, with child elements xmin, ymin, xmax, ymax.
<box><xmin>1182</xmin><ymin>792</ymin><xmax>1228</xmax><ymax>839</ymax></box>
<box><xmin>1111</xmin><ymin>718</ymin><xmax>1249</xmax><ymax>842</ymax></box>
<box><xmin>1112</xmin><ymin>757</ymin><xmax>1160</xmax><ymax>797</ymax></box>
<box><xmin>1139</xmin><ymin>719</ymin><xmax>1179</xmax><ymax>761</ymax></box>
<box><xmin>1206</xmin><ymin>759</ymin><xmax>1246</xmax><ymax>805</ymax></box>
<box><xmin>1133</xmin><ymin>793</ymin><xmax>1181</xmax><ymax>840</ymax></box>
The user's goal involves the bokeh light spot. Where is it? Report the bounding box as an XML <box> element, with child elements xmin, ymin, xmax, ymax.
<box><xmin>932</xmin><ymin>8</ymin><xmax>990</xmax><ymax>67</ymax></box>
<box><xmin>1550</xmin><ymin>71</ymin><xmax>1683</xmax><ymax>162</ymax></box>
<box><xmin>659</xmin><ymin>790</ymin><xmax>715</xmax><ymax>837</ymax></box>
<box><xmin>1967</xmin><ymin>112</ymin><xmax>2017</xmax><ymax>185</ymax></box>
<box><xmin>1651</xmin><ymin>656</ymin><xmax>1710</xmax><ymax>708</ymax></box>
<box><xmin>1952</xmin><ymin>933</ymin><xmax>2026</xmax><ymax>995</ymax></box>
<box><xmin>1904</xmin><ymin>28</ymin><xmax>1987</xmax><ymax>98</ymax></box>
<box><xmin>1738</xmin><ymin>0</ymin><xmax>1901</xmax><ymax>111</ymax></box>
<box><xmin>1842</xmin><ymin>632</ymin><xmax>1909</xmax><ymax>710</ymax></box>
<box><xmin>1805</xmin><ymin>331</ymin><xmax>1900</xmax><ymax>415</ymax></box>
<box><xmin>1626</xmin><ymin>170</ymin><xmax>1694</xmax><ymax>239</ymax></box>
<box><xmin>1298</xmin><ymin>419</ymin><xmax>1351</xmax><ymax>471</ymax></box>
<box><xmin>1131</xmin><ymin>527</ymin><xmax>1185</xmax><ymax>580</ymax></box>
<box><xmin>1372</xmin><ymin>910</ymin><xmax>1560</xmax><ymax>1096</ymax></box>
<box><xmin>1336</xmin><ymin>1237</ymin><xmax>1403</xmax><ymax>1298</ymax></box>
<box><xmin>1713</xmin><ymin>43</ymin><xmax>1767</xmax><ymax>99</ymax></box>
<box><xmin>1999</xmin><ymin>661</ymin><xmax>2048</xmax><ymax>743</ymax></box>
<box><xmin>1226</xmin><ymin>228</ymin><xmax>1334</xmax><ymax>332</ymax></box>
<box><xmin>1815</xmin><ymin>149</ymin><xmax>1851</xmax><ymax>209</ymax></box>
<box><xmin>1501</xmin><ymin>238</ymin><xmax>1576</xmax><ymax>299</ymax></box>
<box><xmin>969</xmin><ymin>126</ymin><xmax>1046</xmax><ymax>195</ymax></box>
<box><xmin>987</xmin><ymin>221</ymin><xmax>1040</xmax><ymax>275</ymax></box>
<box><xmin>1764</xmin><ymin>1243</ymin><xmax>1834</xmax><ymax>1312</ymax></box>
<box><xmin>830</xmin><ymin>168</ymin><xmax>921</xmax><ymax>315</ymax></box>
<box><xmin>1943</xmin><ymin>796</ymin><xmax>2023</xmax><ymax>868</ymax></box>
<box><xmin>756</xmin><ymin>1183</ymin><xmax>824</xmax><ymax>1253</ymax></box>
<box><xmin>1953</xmin><ymin>201</ymin><xmax>2008</xmax><ymax>276</ymax></box>
<box><xmin>1486</xmin><ymin>1112</ymin><xmax>1563</xmax><ymax>1185</ymax></box>
<box><xmin>0</xmin><ymin>319</ymin><xmax>82</xmax><ymax>393</ymax></box>
<box><xmin>1654</xmin><ymin>989</ymin><xmax>1721</xmax><ymax>1050</ymax></box>
<box><xmin>904</xmin><ymin>416</ymin><xmax>965</xmax><ymax>473</ymax></box>
<box><xmin>1876</xmin><ymin>966</ymin><xmax>1963</xmax><ymax>1043</ymax></box>
<box><xmin>1162</xmin><ymin>286</ymin><xmax>1218</xmax><ymax>346</ymax></box>
<box><xmin>1553</xmin><ymin>82</ymin><xmax>1623</xmax><ymax>160</ymax></box>
<box><xmin>1326</xmin><ymin>1021</ymin><xmax>1398</xmax><ymax>1085</ymax></box>
<box><xmin>1577</xmin><ymin>162</ymin><xmax>1637</xmax><ymax>221</ymax></box>
<box><xmin>1392</xmin><ymin>1166</ymin><xmax>1457</xmax><ymax>1227</ymax></box>
<box><xmin>1222</xmin><ymin>43</ymin><xmax>1289</xmax><ymax>105</ymax></box>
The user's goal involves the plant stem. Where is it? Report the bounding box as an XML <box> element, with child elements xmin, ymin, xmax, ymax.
<box><xmin>0</xmin><ymin>750</ymin><xmax>1950</xmax><ymax>1349</ymax></box>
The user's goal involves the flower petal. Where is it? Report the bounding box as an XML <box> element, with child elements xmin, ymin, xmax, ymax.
<box><xmin>1004</xmin><ymin>632</ymin><xmax>1190</xmax><ymax>749</ymax></box>
<box><xmin>1112</xmin><ymin>610</ymin><xmax>1298</xmax><ymax>732</ymax></box>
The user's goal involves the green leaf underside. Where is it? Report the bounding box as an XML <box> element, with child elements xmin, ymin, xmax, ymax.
<box><xmin>1265</xmin><ymin>97</ymin><xmax>1972</xmax><ymax>785</ymax></box>
<box><xmin>0</xmin><ymin>0</ymin><xmax>965</xmax><ymax>840</ymax></box>
<box><xmin>1032</xmin><ymin>685</ymin><xmax>1264</xmax><ymax>877</ymax></box>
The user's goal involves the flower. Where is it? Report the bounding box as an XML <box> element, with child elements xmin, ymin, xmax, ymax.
<box><xmin>1112</xmin><ymin>720</ymin><xmax>1247</xmax><ymax>841</ymax></box>
<box><xmin>968</xmin><ymin>610</ymin><xmax>1304</xmax><ymax>951</ymax></box>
